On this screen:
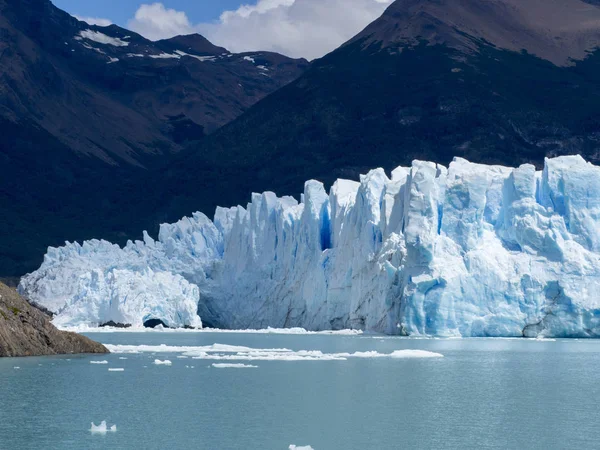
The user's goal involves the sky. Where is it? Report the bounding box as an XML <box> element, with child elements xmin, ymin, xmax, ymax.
<box><xmin>51</xmin><ymin>0</ymin><xmax>393</xmax><ymax>60</ymax></box>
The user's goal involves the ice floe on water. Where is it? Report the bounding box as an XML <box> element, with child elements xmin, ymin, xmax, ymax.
<box><xmin>106</xmin><ymin>344</ymin><xmax>291</xmax><ymax>354</ymax></box>
<box><xmin>90</xmin><ymin>360</ymin><xmax>108</xmax><ymax>364</ymax></box>
<box><xmin>390</xmin><ymin>350</ymin><xmax>444</xmax><ymax>358</ymax></box>
<box><xmin>104</xmin><ymin>344</ymin><xmax>444</xmax><ymax>362</ymax></box>
<box><xmin>212</xmin><ymin>363</ymin><xmax>258</xmax><ymax>369</ymax></box>
<box><xmin>153</xmin><ymin>359</ymin><xmax>172</xmax><ymax>366</ymax></box>
<box><xmin>90</xmin><ymin>421</ymin><xmax>117</xmax><ymax>433</ymax></box>
<box><xmin>289</xmin><ymin>446</ymin><xmax>314</xmax><ymax>450</ymax></box>
<box><xmin>108</xmin><ymin>368</ymin><xmax>125</xmax><ymax>372</ymax></box>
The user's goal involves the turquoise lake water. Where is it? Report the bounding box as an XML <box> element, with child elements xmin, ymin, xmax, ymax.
<box><xmin>1</xmin><ymin>332</ymin><xmax>600</xmax><ymax>449</ymax></box>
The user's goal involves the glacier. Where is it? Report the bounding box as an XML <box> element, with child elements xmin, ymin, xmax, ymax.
<box><xmin>18</xmin><ymin>155</ymin><xmax>600</xmax><ymax>337</ymax></box>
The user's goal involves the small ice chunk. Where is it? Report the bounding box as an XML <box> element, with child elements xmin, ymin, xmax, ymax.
<box><xmin>13</xmin><ymin>367</ymin><xmax>20</xmax><ymax>370</ymax></box>
<box><xmin>212</xmin><ymin>363</ymin><xmax>258</xmax><ymax>369</ymax></box>
<box><xmin>153</xmin><ymin>359</ymin><xmax>172</xmax><ymax>366</ymax></box>
<box><xmin>90</xmin><ymin>421</ymin><xmax>117</xmax><ymax>433</ymax></box>
<box><xmin>90</xmin><ymin>360</ymin><xmax>108</xmax><ymax>364</ymax></box>
<box><xmin>289</xmin><ymin>446</ymin><xmax>314</xmax><ymax>450</ymax></box>
<box><xmin>119</xmin><ymin>357</ymin><xmax>128</xmax><ymax>360</ymax></box>
<box><xmin>108</xmin><ymin>368</ymin><xmax>125</xmax><ymax>372</ymax></box>
<box><xmin>389</xmin><ymin>350</ymin><xmax>444</xmax><ymax>358</ymax></box>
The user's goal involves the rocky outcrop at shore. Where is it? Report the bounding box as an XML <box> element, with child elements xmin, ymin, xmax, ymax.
<box><xmin>0</xmin><ymin>283</ymin><xmax>108</xmax><ymax>357</ymax></box>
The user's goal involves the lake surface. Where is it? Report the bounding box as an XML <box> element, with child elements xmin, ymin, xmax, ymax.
<box><xmin>1</xmin><ymin>332</ymin><xmax>600</xmax><ymax>449</ymax></box>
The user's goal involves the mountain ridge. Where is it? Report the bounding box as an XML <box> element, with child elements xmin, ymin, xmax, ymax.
<box><xmin>349</xmin><ymin>0</ymin><xmax>600</xmax><ymax>66</ymax></box>
<box><xmin>0</xmin><ymin>0</ymin><xmax>307</xmax><ymax>276</ymax></box>
<box><xmin>128</xmin><ymin>0</ymin><xmax>600</xmax><ymax>238</ymax></box>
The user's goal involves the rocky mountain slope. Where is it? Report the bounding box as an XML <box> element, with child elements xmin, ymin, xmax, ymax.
<box><xmin>0</xmin><ymin>0</ymin><xmax>307</xmax><ymax>276</ymax></box>
<box><xmin>1</xmin><ymin>0</ymin><xmax>307</xmax><ymax>163</ymax></box>
<box><xmin>138</xmin><ymin>0</ymin><xmax>600</xmax><ymax>236</ymax></box>
<box><xmin>349</xmin><ymin>0</ymin><xmax>600</xmax><ymax>66</ymax></box>
<box><xmin>0</xmin><ymin>283</ymin><xmax>107</xmax><ymax>357</ymax></box>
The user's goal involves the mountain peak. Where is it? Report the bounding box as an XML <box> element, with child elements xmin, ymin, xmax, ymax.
<box><xmin>350</xmin><ymin>0</ymin><xmax>600</xmax><ymax>66</ymax></box>
<box><xmin>157</xmin><ymin>34</ymin><xmax>228</xmax><ymax>56</ymax></box>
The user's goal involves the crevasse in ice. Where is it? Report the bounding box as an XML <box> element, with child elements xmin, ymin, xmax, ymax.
<box><xmin>19</xmin><ymin>156</ymin><xmax>600</xmax><ymax>337</ymax></box>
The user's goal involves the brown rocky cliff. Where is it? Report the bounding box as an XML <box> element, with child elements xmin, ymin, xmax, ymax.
<box><xmin>0</xmin><ymin>283</ymin><xmax>108</xmax><ymax>357</ymax></box>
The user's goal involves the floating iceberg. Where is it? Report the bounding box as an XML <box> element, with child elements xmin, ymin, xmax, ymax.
<box><xmin>289</xmin><ymin>446</ymin><xmax>314</xmax><ymax>450</ymax></box>
<box><xmin>90</xmin><ymin>421</ymin><xmax>117</xmax><ymax>433</ymax></box>
<box><xmin>212</xmin><ymin>363</ymin><xmax>258</xmax><ymax>368</ymax></box>
<box><xmin>153</xmin><ymin>359</ymin><xmax>172</xmax><ymax>366</ymax></box>
<box><xmin>19</xmin><ymin>156</ymin><xmax>600</xmax><ymax>337</ymax></box>
<box><xmin>389</xmin><ymin>350</ymin><xmax>444</xmax><ymax>358</ymax></box>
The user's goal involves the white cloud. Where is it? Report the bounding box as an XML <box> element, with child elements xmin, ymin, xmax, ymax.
<box><xmin>127</xmin><ymin>3</ymin><xmax>195</xmax><ymax>41</ymax></box>
<box><xmin>74</xmin><ymin>15</ymin><xmax>113</xmax><ymax>27</ymax></box>
<box><xmin>127</xmin><ymin>0</ymin><xmax>392</xmax><ymax>60</ymax></box>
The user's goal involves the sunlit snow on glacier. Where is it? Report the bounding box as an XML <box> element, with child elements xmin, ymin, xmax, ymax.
<box><xmin>19</xmin><ymin>156</ymin><xmax>600</xmax><ymax>337</ymax></box>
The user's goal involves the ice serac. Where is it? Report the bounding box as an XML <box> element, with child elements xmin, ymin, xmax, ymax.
<box><xmin>19</xmin><ymin>156</ymin><xmax>600</xmax><ymax>337</ymax></box>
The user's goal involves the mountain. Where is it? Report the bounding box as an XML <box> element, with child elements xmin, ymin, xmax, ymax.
<box><xmin>140</xmin><ymin>0</ymin><xmax>600</xmax><ymax>235</ymax></box>
<box><xmin>0</xmin><ymin>0</ymin><xmax>307</xmax><ymax>276</ymax></box>
<box><xmin>1</xmin><ymin>0</ymin><xmax>308</xmax><ymax>162</ymax></box>
<box><xmin>0</xmin><ymin>282</ymin><xmax>108</xmax><ymax>356</ymax></box>
<box><xmin>350</xmin><ymin>0</ymin><xmax>600</xmax><ymax>67</ymax></box>
<box><xmin>20</xmin><ymin>155</ymin><xmax>600</xmax><ymax>337</ymax></box>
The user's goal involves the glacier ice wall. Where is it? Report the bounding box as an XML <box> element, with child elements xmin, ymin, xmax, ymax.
<box><xmin>19</xmin><ymin>156</ymin><xmax>600</xmax><ymax>336</ymax></box>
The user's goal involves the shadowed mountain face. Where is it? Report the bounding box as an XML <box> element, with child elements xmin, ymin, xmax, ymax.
<box><xmin>0</xmin><ymin>0</ymin><xmax>308</xmax><ymax>164</ymax></box>
<box><xmin>131</xmin><ymin>0</ymin><xmax>600</xmax><ymax>236</ymax></box>
<box><xmin>0</xmin><ymin>0</ymin><xmax>307</xmax><ymax>276</ymax></box>
<box><xmin>350</xmin><ymin>0</ymin><xmax>600</xmax><ymax>66</ymax></box>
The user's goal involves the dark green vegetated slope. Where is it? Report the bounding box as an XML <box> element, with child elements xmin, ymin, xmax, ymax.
<box><xmin>137</xmin><ymin>39</ymin><xmax>600</xmax><ymax>230</ymax></box>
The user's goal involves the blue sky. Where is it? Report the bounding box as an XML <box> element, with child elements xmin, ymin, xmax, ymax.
<box><xmin>51</xmin><ymin>0</ymin><xmax>392</xmax><ymax>60</ymax></box>
<box><xmin>52</xmin><ymin>1</ymin><xmax>244</xmax><ymax>26</ymax></box>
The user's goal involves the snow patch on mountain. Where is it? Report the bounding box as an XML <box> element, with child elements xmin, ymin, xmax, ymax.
<box><xmin>79</xmin><ymin>30</ymin><xmax>129</xmax><ymax>47</ymax></box>
<box><xmin>19</xmin><ymin>156</ymin><xmax>600</xmax><ymax>337</ymax></box>
<box><xmin>149</xmin><ymin>52</ymin><xmax>181</xmax><ymax>59</ymax></box>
